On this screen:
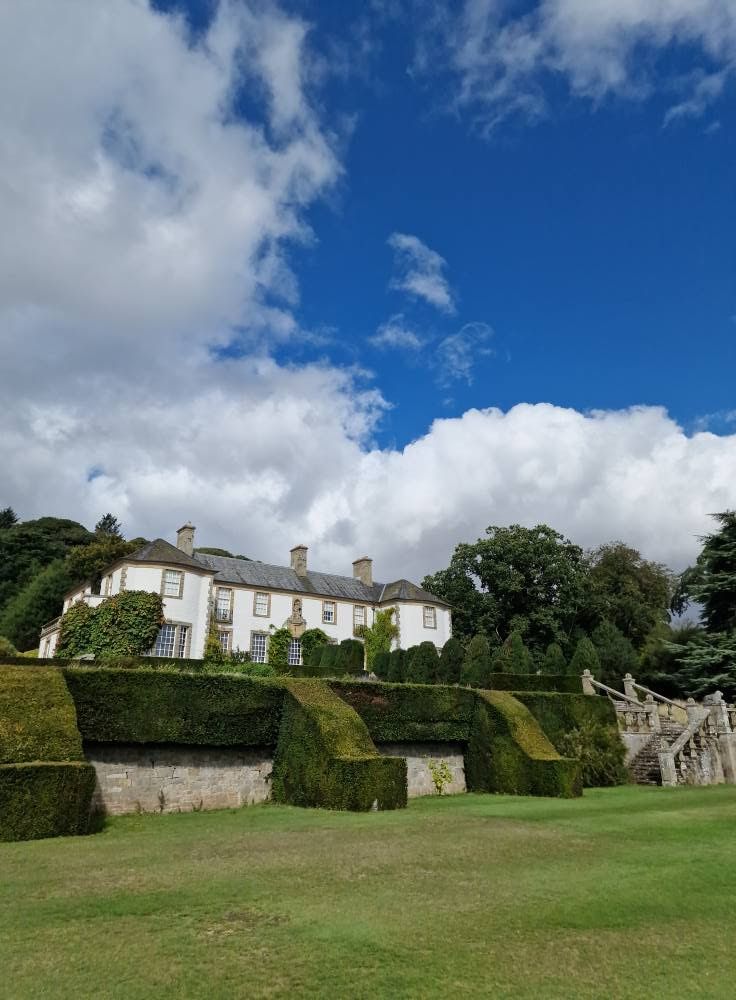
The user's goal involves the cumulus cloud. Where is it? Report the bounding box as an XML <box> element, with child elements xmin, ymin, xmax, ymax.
<box><xmin>387</xmin><ymin>232</ymin><xmax>455</xmax><ymax>312</ymax></box>
<box><xmin>370</xmin><ymin>314</ymin><xmax>424</xmax><ymax>351</ymax></box>
<box><xmin>416</xmin><ymin>0</ymin><xmax>736</xmax><ymax>131</ymax></box>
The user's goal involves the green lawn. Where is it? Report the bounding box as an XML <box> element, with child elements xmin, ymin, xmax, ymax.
<box><xmin>3</xmin><ymin>787</ymin><xmax>736</xmax><ymax>999</ymax></box>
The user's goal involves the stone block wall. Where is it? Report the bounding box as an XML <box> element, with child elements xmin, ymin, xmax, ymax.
<box><xmin>85</xmin><ymin>743</ymin><xmax>273</xmax><ymax>815</ymax></box>
<box><xmin>376</xmin><ymin>742</ymin><xmax>466</xmax><ymax>797</ymax></box>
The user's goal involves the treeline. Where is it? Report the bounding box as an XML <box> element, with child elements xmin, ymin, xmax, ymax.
<box><xmin>0</xmin><ymin>509</ymin><xmax>141</xmax><ymax>653</ymax></box>
<box><xmin>421</xmin><ymin>519</ymin><xmax>736</xmax><ymax>700</ymax></box>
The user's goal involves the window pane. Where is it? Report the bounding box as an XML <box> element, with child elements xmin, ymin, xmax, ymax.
<box><xmin>288</xmin><ymin>639</ymin><xmax>301</xmax><ymax>665</ymax></box>
<box><xmin>218</xmin><ymin>631</ymin><xmax>230</xmax><ymax>652</ymax></box>
<box><xmin>250</xmin><ymin>633</ymin><xmax>267</xmax><ymax>663</ymax></box>
<box><xmin>423</xmin><ymin>607</ymin><xmax>435</xmax><ymax>628</ymax></box>
<box><xmin>254</xmin><ymin>592</ymin><xmax>269</xmax><ymax>616</ymax></box>
<box><xmin>152</xmin><ymin>623</ymin><xmax>176</xmax><ymax>657</ymax></box>
<box><xmin>323</xmin><ymin>602</ymin><xmax>335</xmax><ymax>623</ymax></box>
<box><xmin>216</xmin><ymin>589</ymin><xmax>232</xmax><ymax>621</ymax></box>
<box><xmin>163</xmin><ymin>570</ymin><xmax>182</xmax><ymax>597</ymax></box>
<box><xmin>354</xmin><ymin>606</ymin><xmax>365</xmax><ymax>625</ymax></box>
<box><xmin>177</xmin><ymin>625</ymin><xmax>188</xmax><ymax>657</ymax></box>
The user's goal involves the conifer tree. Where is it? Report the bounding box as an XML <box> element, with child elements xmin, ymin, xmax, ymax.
<box><xmin>492</xmin><ymin>630</ymin><xmax>534</xmax><ymax>674</ymax></box>
<box><xmin>372</xmin><ymin>649</ymin><xmax>391</xmax><ymax>680</ymax></box>
<box><xmin>541</xmin><ymin>641</ymin><xmax>567</xmax><ymax>674</ymax></box>
<box><xmin>568</xmin><ymin>636</ymin><xmax>601</xmax><ymax>677</ymax></box>
<box><xmin>591</xmin><ymin>620</ymin><xmax>638</xmax><ymax>688</ymax></box>
<box><xmin>387</xmin><ymin>648</ymin><xmax>406</xmax><ymax>683</ymax></box>
<box><xmin>406</xmin><ymin>641</ymin><xmax>439</xmax><ymax>684</ymax></box>
<box><xmin>461</xmin><ymin>634</ymin><xmax>492</xmax><ymax>687</ymax></box>
<box><xmin>437</xmin><ymin>637</ymin><xmax>464</xmax><ymax>684</ymax></box>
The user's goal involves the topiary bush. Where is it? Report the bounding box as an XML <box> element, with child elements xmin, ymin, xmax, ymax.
<box><xmin>0</xmin><ymin>635</ymin><xmax>19</xmax><ymax>658</ymax></box>
<box><xmin>0</xmin><ymin>762</ymin><xmax>96</xmax><ymax>842</ymax></box>
<box><xmin>372</xmin><ymin>649</ymin><xmax>391</xmax><ymax>680</ymax></box>
<box><xmin>461</xmin><ymin>634</ymin><xmax>492</xmax><ymax>688</ymax></box>
<box><xmin>437</xmin><ymin>637</ymin><xmax>464</xmax><ymax>684</ymax></box>
<box><xmin>557</xmin><ymin>720</ymin><xmax>628</xmax><ymax>788</ymax></box>
<box><xmin>492</xmin><ymin>631</ymin><xmax>534</xmax><ymax>674</ymax></box>
<box><xmin>540</xmin><ymin>642</ymin><xmax>567</xmax><ymax>674</ymax></box>
<box><xmin>334</xmin><ymin>638</ymin><xmax>365</xmax><ymax>675</ymax></box>
<box><xmin>406</xmin><ymin>641</ymin><xmax>439</xmax><ymax>684</ymax></box>
<box><xmin>568</xmin><ymin>636</ymin><xmax>601</xmax><ymax>678</ymax></box>
<box><xmin>387</xmin><ymin>648</ymin><xmax>406</xmax><ymax>683</ymax></box>
<box><xmin>267</xmin><ymin>627</ymin><xmax>292</xmax><ymax>671</ymax></box>
<box><xmin>272</xmin><ymin>679</ymin><xmax>406</xmax><ymax>810</ymax></box>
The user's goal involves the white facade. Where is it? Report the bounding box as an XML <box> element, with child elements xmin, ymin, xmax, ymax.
<box><xmin>39</xmin><ymin>528</ymin><xmax>452</xmax><ymax>664</ymax></box>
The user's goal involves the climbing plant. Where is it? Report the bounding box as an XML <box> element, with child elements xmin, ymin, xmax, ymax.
<box><xmin>360</xmin><ymin>608</ymin><xmax>398</xmax><ymax>671</ymax></box>
<box><xmin>267</xmin><ymin>627</ymin><xmax>293</xmax><ymax>670</ymax></box>
<box><xmin>56</xmin><ymin>591</ymin><xmax>164</xmax><ymax>658</ymax></box>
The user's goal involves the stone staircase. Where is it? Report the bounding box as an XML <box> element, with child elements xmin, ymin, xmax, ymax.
<box><xmin>628</xmin><ymin>721</ymin><xmax>684</xmax><ymax>786</ymax></box>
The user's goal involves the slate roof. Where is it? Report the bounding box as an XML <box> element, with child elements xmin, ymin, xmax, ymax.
<box><xmin>118</xmin><ymin>540</ymin><xmax>449</xmax><ymax>606</ymax></box>
<box><xmin>193</xmin><ymin>552</ymin><xmax>450</xmax><ymax>606</ymax></box>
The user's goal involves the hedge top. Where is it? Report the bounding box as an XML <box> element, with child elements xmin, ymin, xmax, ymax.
<box><xmin>0</xmin><ymin>666</ymin><xmax>84</xmax><ymax>765</ymax></box>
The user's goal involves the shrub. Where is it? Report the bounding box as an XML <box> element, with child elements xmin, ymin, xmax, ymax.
<box><xmin>272</xmin><ymin>679</ymin><xmax>406</xmax><ymax>810</ymax></box>
<box><xmin>56</xmin><ymin>591</ymin><xmax>164</xmax><ymax>658</ymax></box>
<box><xmin>333</xmin><ymin>680</ymin><xmax>473</xmax><ymax>743</ymax></box>
<box><xmin>461</xmin><ymin>634</ymin><xmax>492</xmax><ymax>687</ymax></box>
<box><xmin>372</xmin><ymin>649</ymin><xmax>391</xmax><ymax>680</ymax></box>
<box><xmin>541</xmin><ymin>642</ymin><xmax>567</xmax><ymax>674</ymax></box>
<box><xmin>437</xmin><ymin>637</ymin><xmax>464</xmax><ymax>685</ymax></box>
<box><xmin>0</xmin><ymin>762</ymin><xmax>95</xmax><ymax>842</ymax></box>
<box><xmin>361</xmin><ymin>609</ymin><xmax>398</xmax><ymax>672</ymax></box>
<box><xmin>64</xmin><ymin>667</ymin><xmax>284</xmax><ymax>746</ymax></box>
<box><xmin>492</xmin><ymin>631</ymin><xmax>534</xmax><ymax>674</ymax></box>
<box><xmin>301</xmin><ymin>628</ymin><xmax>330</xmax><ymax>667</ymax></box>
<box><xmin>568</xmin><ymin>637</ymin><xmax>601</xmax><ymax>677</ymax></box>
<box><xmin>558</xmin><ymin>720</ymin><xmax>628</xmax><ymax>787</ymax></box>
<box><xmin>387</xmin><ymin>648</ymin><xmax>406</xmax><ymax>683</ymax></box>
<box><xmin>334</xmin><ymin>638</ymin><xmax>365</xmax><ymax>675</ymax></box>
<box><xmin>406</xmin><ymin>641</ymin><xmax>439</xmax><ymax>684</ymax></box>
<box><xmin>267</xmin><ymin>627</ymin><xmax>292</xmax><ymax>670</ymax></box>
<box><xmin>0</xmin><ymin>635</ymin><xmax>19</xmax><ymax>658</ymax></box>
<box><xmin>0</xmin><ymin>666</ymin><xmax>85</xmax><ymax>764</ymax></box>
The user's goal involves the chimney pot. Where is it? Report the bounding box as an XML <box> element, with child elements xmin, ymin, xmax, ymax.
<box><xmin>353</xmin><ymin>557</ymin><xmax>373</xmax><ymax>587</ymax></box>
<box><xmin>291</xmin><ymin>544</ymin><xmax>308</xmax><ymax>576</ymax></box>
<box><xmin>176</xmin><ymin>522</ymin><xmax>196</xmax><ymax>557</ymax></box>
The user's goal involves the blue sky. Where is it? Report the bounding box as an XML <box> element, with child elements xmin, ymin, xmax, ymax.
<box><xmin>3</xmin><ymin>0</ymin><xmax>736</xmax><ymax>578</ymax></box>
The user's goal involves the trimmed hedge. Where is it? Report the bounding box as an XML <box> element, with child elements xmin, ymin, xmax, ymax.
<box><xmin>488</xmin><ymin>673</ymin><xmax>582</xmax><ymax>694</ymax></box>
<box><xmin>0</xmin><ymin>666</ymin><xmax>85</xmax><ymax>764</ymax></box>
<box><xmin>0</xmin><ymin>762</ymin><xmax>95</xmax><ymax>842</ymax></box>
<box><xmin>466</xmin><ymin>691</ymin><xmax>581</xmax><ymax>798</ymax></box>
<box><xmin>333</xmin><ymin>681</ymin><xmax>474</xmax><ymax>743</ymax></box>
<box><xmin>272</xmin><ymin>679</ymin><xmax>406</xmax><ymax>811</ymax></box>
<box><xmin>512</xmin><ymin>691</ymin><xmax>618</xmax><ymax>750</ymax></box>
<box><xmin>63</xmin><ymin>667</ymin><xmax>284</xmax><ymax>746</ymax></box>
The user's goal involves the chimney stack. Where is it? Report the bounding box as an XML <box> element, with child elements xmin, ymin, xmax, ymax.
<box><xmin>352</xmin><ymin>557</ymin><xmax>373</xmax><ymax>587</ymax></box>
<box><xmin>290</xmin><ymin>544</ymin><xmax>308</xmax><ymax>576</ymax></box>
<box><xmin>176</xmin><ymin>522</ymin><xmax>196</xmax><ymax>556</ymax></box>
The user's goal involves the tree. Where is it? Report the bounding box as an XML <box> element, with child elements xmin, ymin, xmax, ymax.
<box><xmin>568</xmin><ymin>637</ymin><xmax>601</xmax><ymax>679</ymax></box>
<box><xmin>65</xmin><ymin>538</ymin><xmax>138</xmax><ymax>592</ymax></box>
<box><xmin>461</xmin><ymin>634</ymin><xmax>492</xmax><ymax>688</ymax></box>
<box><xmin>301</xmin><ymin>628</ymin><xmax>329</xmax><ymax>668</ymax></box>
<box><xmin>94</xmin><ymin>513</ymin><xmax>123</xmax><ymax>538</ymax></box>
<box><xmin>591</xmin><ymin>620</ymin><xmax>638</xmax><ymax>689</ymax></box>
<box><xmin>637</xmin><ymin>622</ymin><xmax>704</xmax><ymax>698</ymax></box>
<box><xmin>0</xmin><ymin>560</ymin><xmax>73</xmax><ymax>651</ymax></box>
<box><xmin>0</xmin><ymin>508</ymin><xmax>18</xmax><ymax>530</ymax></box>
<box><xmin>0</xmin><ymin>516</ymin><xmax>94</xmax><ymax>616</ymax></box>
<box><xmin>541</xmin><ymin>642</ymin><xmax>567</xmax><ymax>674</ymax></box>
<box><xmin>0</xmin><ymin>635</ymin><xmax>19</xmax><ymax>657</ymax></box>
<box><xmin>437</xmin><ymin>637</ymin><xmax>464</xmax><ymax>684</ymax></box>
<box><xmin>406</xmin><ymin>641</ymin><xmax>439</xmax><ymax>684</ymax></box>
<box><xmin>492</xmin><ymin>631</ymin><xmax>534</xmax><ymax>674</ymax></box>
<box><xmin>387</xmin><ymin>648</ymin><xmax>406</xmax><ymax>683</ymax></box>
<box><xmin>423</xmin><ymin>524</ymin><xmax>586</xmax><ymax>652</ymax></box>
<box><xmin>335</xmin><ymin>638</ymin><xmax>365</xmax><ymax>675</ymax></box>
<box><xmin>580</xmin><ymin>542</ymin><xmax>674</xmax><ymax>648</ymax></box>
<box><xmin>681</xmin><ymin>511</ymin><xmax>736</xmax><ymax>633</ymax></box>
<box><xmin>360</xmin><ymin>608</ymin><xmax>398</xmax><ymax>672</ymax></box>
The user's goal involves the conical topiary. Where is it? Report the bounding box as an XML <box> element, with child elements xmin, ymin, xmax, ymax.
<box><xmin>387</xmin><ymin>647</ymin><xmax>406</xmax><ymax>683</ymax></box>
<box><xmin>541</xmin><ymin>641</ymin><xmax>567</xmax><ymax>674</ymax></box>
<box><xmin>491</xmin><ymin>631</ymin><xmax>534</xmax><ymax>674</ymax></box>
<box><xmin>568</xmin><ymin>636</ymin><xmax>601</xmax><ymax>678</ymax></box>
<box><xmin>372</xmin><ymin>649</ymin><xmax>391</xmax><ymax>680</ymax></box>
<box><xmin>406</xmin><ymin>641</ymin><xmax>440</xmax><ymax>684</ymax></box>
<box><xmin>461</xmin><ymin>634</ymin><xmax>492</xmax><ymax>688</ymax></box>
<box><xmin>437</xmin><ymin>637</ymin><xmax>464</xmax><ymax>685</ymax></box>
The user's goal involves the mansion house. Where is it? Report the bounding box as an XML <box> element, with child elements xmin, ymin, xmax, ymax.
<box><xmin>40</xmin><ymin>524</ymin><xmax>452</xmax><ymax>664</ymax></box>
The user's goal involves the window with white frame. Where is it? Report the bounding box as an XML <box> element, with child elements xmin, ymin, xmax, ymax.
<box><xmin>353</xmin><ymin>605</ymin><xmax>366</xmax><ymax>628</ymax></box>
<box><xmin>288</xmin><ymin>638</ymin><xmax>302</xmax><ymax>666</ymax></box>
<box><xmin>162</xmin><ymin>569</ymin><xmax>183</xmax><ymax>598</ymax></box>
<box><xmin>253</xmin><ymin>592</ymin><xmax>270</xmax><ymax>617</ymax></box>
<box><xmin>322</xmin><ymin>600</ymin><xmax>336</xmax><ymax>624</ymax></box>
<box><xmin>218</xmin><ymin>630</ymin><xmax>231</xmax><ymax>653</ymax></box>
<box><xmin>423</xmin><ymin>606</ymin><xmax>437</xmax><ymax>629</ymax></box>
<box><xmin>151</xmin><ymin>623</ymin><xmax>189</xmax><ymax>658</ymax></box>
<box><xmin>215</xmin><ymin>587</ymin><xmax>233</xmax><ymax>622</ymax></box>
<box><xmin>250</xmin><ymin>632</ymin><xmax>267</xmax><ymax>663</ymax></box>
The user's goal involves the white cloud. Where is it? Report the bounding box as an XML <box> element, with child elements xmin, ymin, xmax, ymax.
<box><xmin>436</xmin><ymin>322</ymin><xmax>494</xmax><ymax>385</ymax></box>
<box><xmin>417</xmin><ymin>0</ymin><xmax>736</xmax><ymax>132</ymax></box>
<box><xmin>387</xmin><ymin>232</ymin><xmax>455</xmax><ymax>312</ymax></box>
<box><xmin>370</xmin><ymin>314</ymin><xmax>424</xmax><ymax>350</ymax></box>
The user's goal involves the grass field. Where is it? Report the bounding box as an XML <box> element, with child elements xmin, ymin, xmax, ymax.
<box><xmin>3</xmin><ymin>786</ymin><xmax>736</xmax><ymax>999</ymax></box>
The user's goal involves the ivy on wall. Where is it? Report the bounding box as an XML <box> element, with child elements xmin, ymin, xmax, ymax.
<box><xmin>56</xmin><ymin>591</ymin><xmax>164</xmax><ymax>659</ymax></box>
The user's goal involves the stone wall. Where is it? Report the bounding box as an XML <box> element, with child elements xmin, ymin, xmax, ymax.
<box><xmin>85</xmin><ymin>743</ymin><xmax>273</xmax><ymax>815</ymax></box>
<box><xmin>377</xmin><ymin>742</ymin><xmax>466</xmax><ymax>797</ymax></box>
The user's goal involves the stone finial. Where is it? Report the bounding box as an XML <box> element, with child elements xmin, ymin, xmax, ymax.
<box><xmin>176</xmin><ymin>522</ymin><xmax>196</xmax><ymax>556</ymax></box>
<box><xmin>290</xmin><ymin>545</ymin><xmax>308</xmax><ymax>576</ymax></box>
<box><xmin>352</xmin><ymin>557</ymin><xmax>373</xmax><ymax>587</ymax></box>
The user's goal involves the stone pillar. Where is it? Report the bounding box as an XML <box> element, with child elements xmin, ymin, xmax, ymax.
<box><xmin>644</xmin><ymin>694</ymin><xmax>660</xmax><ymax>733</ymax></box>
<box><xmin>581</xmin><ymin>669</ymin><xmax>595</xmax><ymax>696</ymax></box>
<box><xmin>718</xmin><ymin>734</ymin><xmax>736</xmax><ymax>784</ymax></box>
<box><xmin>623</xmin><ymin>673</ymin><xmax>638</xmax><ymax>701</ymax></box>
<box><xmin>659</xmin><ymin>751</ymin><xmax>677</xmax><ymax>787</ymax></box>
<box><xmin>686</xmin><ymin>698</ymin><xmax>700</xmax><ymax>726</ymax></box>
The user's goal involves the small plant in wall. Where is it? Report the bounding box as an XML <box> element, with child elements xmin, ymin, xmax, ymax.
<box><xmin>428</xmin><ymin>760</ymin><xmax>453</xmax><ymax>796</ymax></box>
